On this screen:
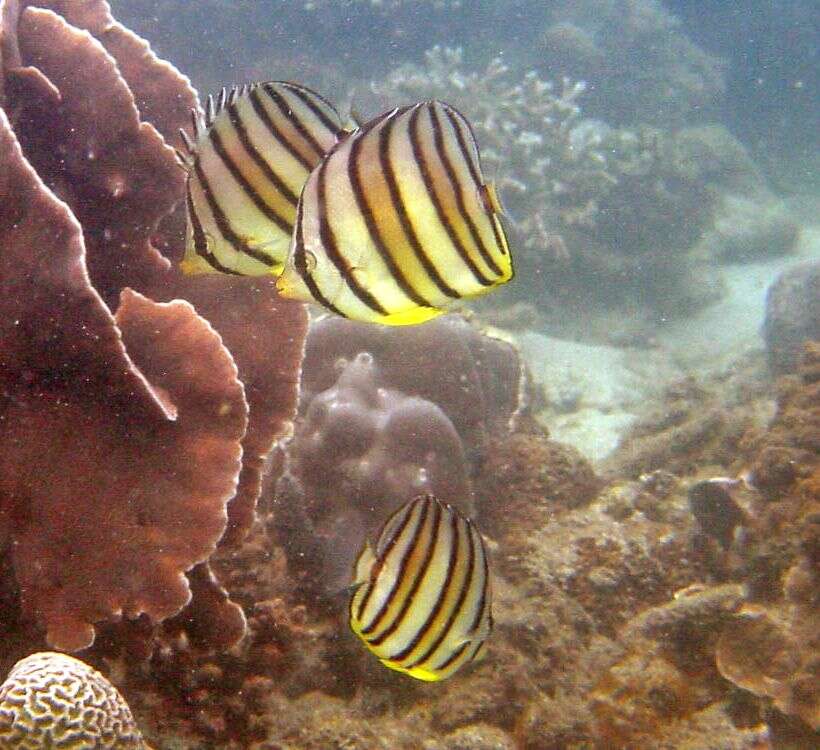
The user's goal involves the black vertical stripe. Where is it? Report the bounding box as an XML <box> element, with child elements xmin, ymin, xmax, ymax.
<box><xmin>348</xmin><ymin>111</ymin><xmax>433</xmax><ymax>309</ymax></box>
<box><xmin>359</xmin><ymin>499</ymin><xmax>430</xmax><ymax>633</ymax></box>
<box><xmin>404</xmin><ymin>514</ymin><xmax>477</xmax><ymax>669</ymax></box>
<box><xmin>227</xmin><ymin>102</ymin><xmax>300</xmax><ymax>207</ymax></box>
<box><xmin>191</xmin><ymin>157</ymin><xmax>275</xmax><ymax>267</ymax></box>
<box><xmin>316</xmin><ymin>156</ymin><xmax>389</xmax><ymax>316</ymax></box>
<box><xmin>445</xmin><ymin>104</ymin><xmax>509</xmax><ymax>259</ymax></box>
<box><xmin>249</xmin><ymin>87</ymin><xmax>314</xmax><ymax>171</ymax></box>
<box><xmin>433</xmin><ymin>639</ymin><xmax>471</xmax><ymax>673</ymax></box>
<box><xmin>361</xmin><ymin>498</ymin><xmax>436</xmax><ymax>638</ymax></box>
<box><xmin>280</xmin><ymin>82</ymin><xmax>342</xmax><ymax>138</ymax></box>
<box><xmin>488</xmin><ymin>201</ymin><xmax>510</xmax><ymax>259</ymax></box>
<box><xmin>265</xmin><ymin>84</ymin><xmax>326</xmax><ymax>160</ymax></box>
<box><xmin>355</xmin><ymin>500</ymin><xmax>419</xmax><ymax>622</ymax></box>
<box><xmin>388</xmin><ymin>506</ymin><xmax>462</xmax><ymax>663</ymax></box>
<box><xmin>442</xmin><ymin>103</ymin><xmax>483</xmax><ymax>189</ymax></box>
<box><xmin>291</xmin><ymin>194</ymin><xmax>344</xmax><ymax>316</ymax></box>
<box><xmin>381</xmin><ymin>107</ymin><xmax>462</xmax><ymax>300</ymax></box>
<box><xmin>430</xmin><ymin>104</ymin><xmax>503</xmax><ymax>277</ymax></box>
<box><xmin>408</xmin><ymin>106</ymin><xmax>493</xmax><ymax>287</ymax></box>
<box><xmin>207</xmin><ymin>122</ymin><xmax>292</xmax><ymax>245</ymax></box>
<box><xmin>367</xmin><ymin>500</ymin><xmax>443</xmax><ymax>646</ymax></box>
<box><xmin>186</xmin><ymin>187</ymin><xmax>241</xmax><ymax>275</ymax></box>
<box><xmin>467</xmin><ymin>523</ymin><xmax>491</xmax><ymax>635</ymax></box>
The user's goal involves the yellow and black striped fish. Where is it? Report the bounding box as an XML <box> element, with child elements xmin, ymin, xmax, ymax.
<box><xmin>177</xmin><ymin>81</ymin><xmax>343</xmax><ymax>276</ymax></box>
<box><xmin>277</xmin><ymin>100</ymin><xmax>513</xmax><ymax>325</ymax></box>
<box><xmin>350</xmin><ymin>495</ymin><xmax>493</xmax><ymax>682</ymax></box>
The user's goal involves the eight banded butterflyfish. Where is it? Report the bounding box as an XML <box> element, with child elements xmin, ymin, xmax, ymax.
<box><xmin>277</xmin><ymin>100</ymin><xmax>513</xmax><ymax>325</ymax></box>
<box><xmin>177</xmin><ymin>81</ymin><xmax>343</xmax><ymax>276</ymax></box>
<box><xmin>350</xmin><ymin>495</ymin><xmax>493</xmax><ymax>682</ymax></box>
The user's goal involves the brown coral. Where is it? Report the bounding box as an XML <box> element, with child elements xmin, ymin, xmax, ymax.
<box><xmin>0</xmin><ymin>0</ymin><xmax>306</xmax><ymax>653</ymax></box>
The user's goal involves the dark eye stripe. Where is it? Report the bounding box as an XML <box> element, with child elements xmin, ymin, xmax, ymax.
<box><xmin>186</xmin><ymin>187</ymin><xmax>241</xmax><ymax>275</ymax></box>
<box><xmin>291</xmin><ymin>190</ymin><xmax>343</xmax><ymax>317</ymax></box>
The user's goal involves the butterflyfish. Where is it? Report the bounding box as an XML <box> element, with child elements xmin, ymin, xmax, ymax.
<box><xmin>349</xmin><ymin>495</ymin><xmax>493</xmax><ymax>682</ymax></box>
<box><xmin>177</xmin><ymin>81</ymin><xmax>343</xmax><ymax>276</ymax></box>
<box><xmin>276</xmin><ymin>100</ymin><xmax>513</xmax><ymax>325</ymax></box>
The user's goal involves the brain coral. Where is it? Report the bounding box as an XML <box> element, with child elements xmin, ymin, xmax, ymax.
<box><xmin>0</xmin><ymin>652</ymin><xmax>151</xmax><ymax>749</ymax></box>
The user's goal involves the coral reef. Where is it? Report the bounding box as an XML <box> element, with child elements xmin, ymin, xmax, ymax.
<box><xmin>603</xmin><ymin>362</ymin><xmax>772</xmax><ymax>480</ymax></box>
<box><xmin>276</xmin><ymin>315</ymin><xmax>527</xmax><ymax>594</ymax></box>
<box><xmin>0</xmin><ymin>651</ymin><xmax>151</xmax><ymax>749</ymax></box>
<box><xmin>711</xmin><ymin>343</ymin><xmax>819</xmax><ymax>733</ymax></box>
<box><xmin>539</xmin><ymin>0</ymin><xmax>726</xmax><ymax>127</ymax></box>
<box><xmin>70</xmin><ymin>343</ymin><xmax>818</xmax><ymax>750</ymax></box>
<box><xmin>0</xmin><ymin>0</ymin><xmax>306</xmax><ymax>652</ymax></box>
<box><xmin>472</xmin><ymin>425</ymin><xmax>602</xmax><ymax>543</ymax></box>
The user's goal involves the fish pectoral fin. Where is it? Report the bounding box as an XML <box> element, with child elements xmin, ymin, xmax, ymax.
<box><xmin>276</xmin><ymin>267</ymin><xmax>313</xmax><ymax>302</ymax></box>
<box><xmin>180</xmin><ymin>252</ymin><xmax>221</xmax><ymax>276</ymax></box>
<box><xmin>353</xmin><ymin>542</ymin><xmax>377</xmax><ymax>584</ymax></box>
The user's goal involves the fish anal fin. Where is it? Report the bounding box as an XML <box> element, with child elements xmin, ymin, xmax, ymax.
<box><xmin>180</xmin><ymin>252</ymin><xmax>221</xmax><ymax>276</ymax></box>
<box><xmin>376</xmin><ymin>306</ymin><xmax>443</xmax><ymax>327</ymax></box>
<box><xmin>381</xmin><ymin>659</ymin><xmax>442</xmax><ymax>682</ymax></box>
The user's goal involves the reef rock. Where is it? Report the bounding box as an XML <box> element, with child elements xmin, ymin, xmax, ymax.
<box><xmin>762</xmin><ymin>261</ymin><xmax>820</xmax><ymax>374</ymax></box>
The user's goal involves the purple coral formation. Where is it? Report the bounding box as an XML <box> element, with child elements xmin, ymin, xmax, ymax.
<box><xmin>0</xmin><ymin>0</ymin><xmax>306</xmax><ymax>652</ymax></box>
<box><xmin>277</xmin><ymin>315</ymin><xmax>526</xmax><ymax>592</ymax></box>
<box><xmin>300</xmin><ymin>315</ymin><xmax>527</xmax><ymax>452</ymax></box>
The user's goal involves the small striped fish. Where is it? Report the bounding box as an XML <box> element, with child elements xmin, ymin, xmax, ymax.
<box><xmin>277</xmin><ymin>100</ymin><xmax>513</xmax><ymax>325</ymax></box>
<box><xmin>350</xmin><ymin>495</ymin><xmax>493</xmax><ymax>682</ymax></box>
<box><xmin>178</xmin><ymin>81</ymin><xmax>343</xmax><ymax>276</ymax></box>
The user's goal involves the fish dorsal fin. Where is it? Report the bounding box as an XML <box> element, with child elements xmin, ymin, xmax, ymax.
<box><xmin>181</xmin><ymin>80</ymin><xmax>344</xmax><ymax>277</ymax></box>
